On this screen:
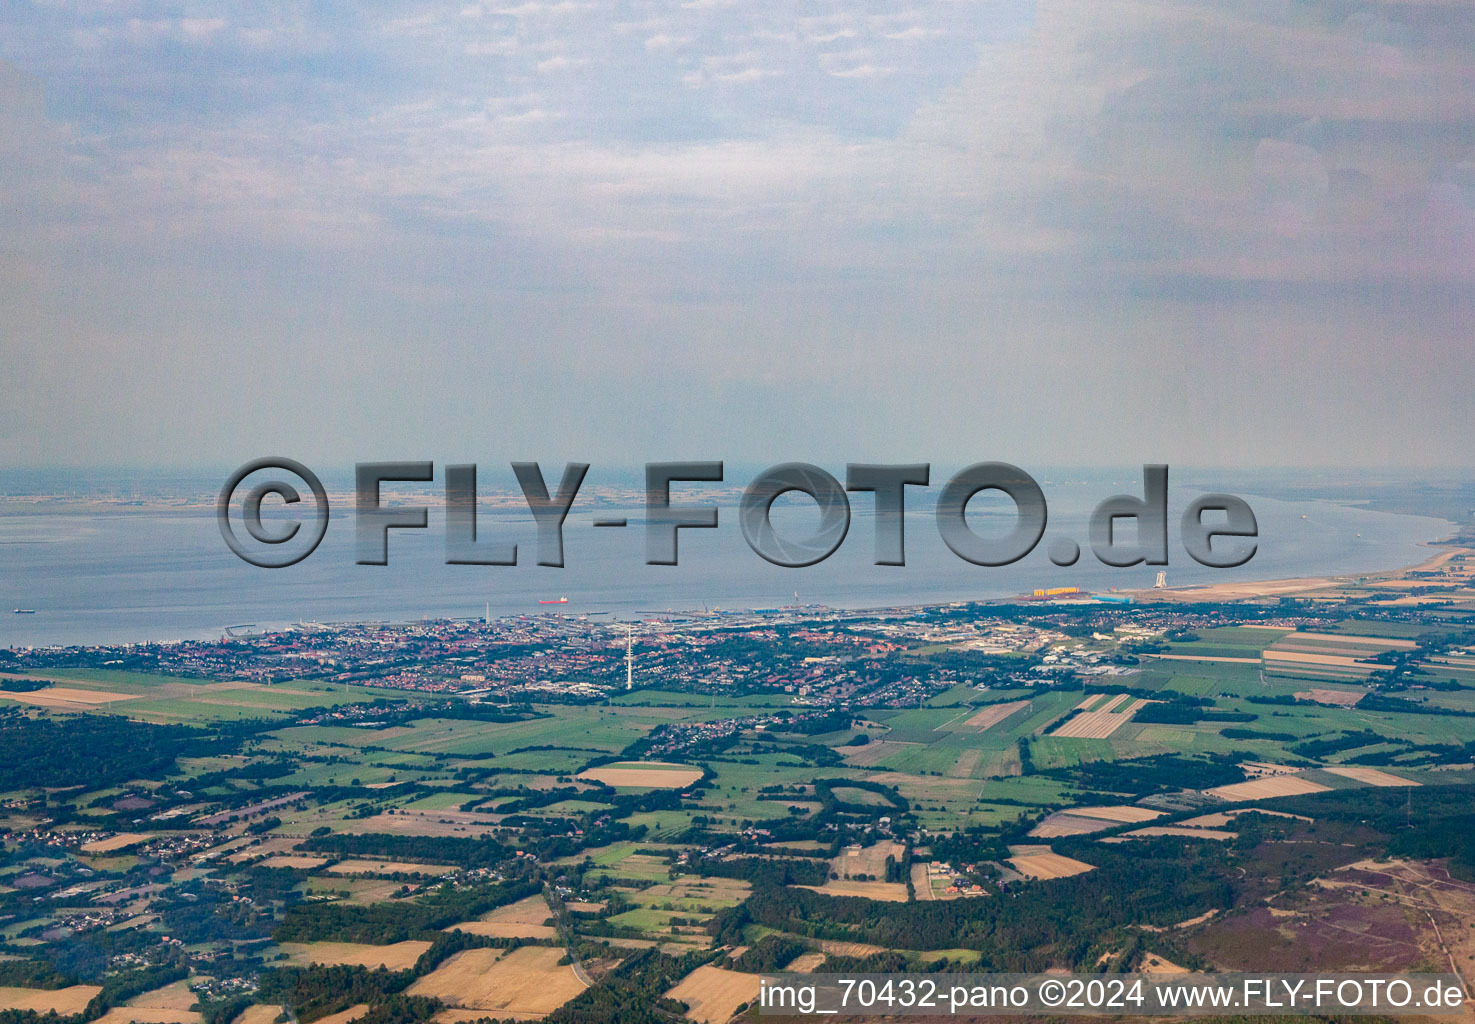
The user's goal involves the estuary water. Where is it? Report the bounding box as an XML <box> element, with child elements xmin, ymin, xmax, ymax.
<box><xmin>0</xmin><ymin>472</ymin><xmax>1453</xmax><ymax>648</ymax></box>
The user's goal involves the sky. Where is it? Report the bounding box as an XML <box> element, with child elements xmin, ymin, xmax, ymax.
<box><xmin>1</xmin><ymin>0</ymin><xmax>1473</xmax><ymax>471</ymax></box>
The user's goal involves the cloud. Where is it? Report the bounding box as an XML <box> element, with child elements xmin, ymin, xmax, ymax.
<box><xmin>1</xmin><ymin>1</ymin><xmax>1474</xmax><ymax>467</ymax></box>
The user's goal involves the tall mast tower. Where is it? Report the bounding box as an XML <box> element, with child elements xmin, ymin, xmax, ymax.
<box><xmin>626</xmin><ymin>624</ymin><xmax>634</xmax><ymax>690</ymax></box>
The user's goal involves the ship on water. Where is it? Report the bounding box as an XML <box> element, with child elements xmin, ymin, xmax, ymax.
<box><xmin>538</xmin><ymin>597</ymin><xmax>569</xmax><ymax>605</ymax></box>
<box><xmin>13</xmin><ymin>609</ymin><xmax>36</xmax><ymax>614</ymax></box>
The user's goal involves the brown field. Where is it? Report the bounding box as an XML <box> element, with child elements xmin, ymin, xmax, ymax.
<box><xmin>1180</xmin><ymin>808</ymin><xmax>1312</xmax><ymax>827</ymax></box>
<box><xmin>796</xmin><ymin>880</ymin><xmax>910</xmax><ymax>901</ymax></box>
<box><xmin>1141</xmin><ymin>953</ymin><xmax>1190</xmax><ymax>974</ymax></box>
<box><xmin>1052</xmin><ymin>694</ymin><xmax>1144</xmax><ymax>739</ymax></box>
<box><xmin>0</xmin><ymin>686</ymin><xmax>137</xmax><ymax>708</ymax></box>
<box><xmin>260</xmin><ymin>855</ymin><xmax>329</xmax><ymax>870</ymax></box>
<box><xmin>1008</xmin><ymin>851</ymin><xmax>1095</xmax><ymax>880</ymax></box>
<box><xmin>279</xmin><ymin>940</ymin><xmax>431</xmax><ymax>969</ymax></box>
<box><xmin>1029</xmin><ymin>814</ymin><xmax>1115</xmax><ymax>838</ymax></box>
<box><xmin>787</xmin><ymin>952</ymin><xmax>828</xmax><ymax>973</ymax></box>
<box><xmin>1293</xmin><ymin>688</ymin><xmax>1367</xmax><ymax>706</ymax></box>
<box><xmin>0</xmin><ymin>987</ymin><xmax>102</xmax><ymax>1015</ymax></box>
<box><xmin>93</xmin><ymin>1010</ymin><xmax>200</xmax><ymax>1024</ymax></box>
<box><xmin>410</xmin><ymin>946</ymin><xmax>584</xmax><ymax>1017</ymax></box>
<box><xmin>665</xmin><ymin>965</ymin><xmax>762</xmax><ymax>1024</ymax></box>
<box><xmin>126</xmin><ymin>981</ymin><xmax>199</xmax><ymax>1012</ymax></box>
<box><xmin>89</xmin><ymin>981</ymin><xmax>204</xmax><ymax>1024</ymax></box>
<box><xmin>447</xmin><ymin>893</ymin><xmax>556</xmax><ymax>939</ymax></box>
<box><xmin>1070</xmin><ymin>805</ymin><xmax>1165</xmax><ymax>823</ymax></box>
<box><xmin>1206</xmin><ymin>775</ymin><xmax>1331</xmax><ymax>801</ymax></box>
<box><xmin>963</xmin><ymin>700</ymin><xmax>1031</xmax><ymax>731</ymax></box>
<box><xmin>577</xmin><ymin>762</ymin><xmax>703</xmax><ymax>788</ymax></box>
<box><xmin>325</xmin><ymin>860</ymin><xmax>452</xmax><ymax>877</ymax></box>
<box><xmin>564</xmin><ymin>900</ymin><xmax>606</xmax><ymax>913</ymax></box>
<box><xmin>1029</xmin><ymin>805</ymin><xmax>1165</xmax><ymax>838</ymax></box>
<box><xmin>80</xmin><ymin>832</ymin><xmax>154</xmax><ymax>854</ymax></box>
<box><xmin>229</xmin><ymin>1007</ymin><xmax>285</xmax><ymax>1024</ymax></box>
<box><xmin>1322</xmin><ymin>765</ymin><xmax>1419</xmax><ymax>787</ymax></box>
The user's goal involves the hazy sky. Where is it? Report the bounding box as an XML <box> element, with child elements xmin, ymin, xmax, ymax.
<box><xmin>2</xmin><ymin>0</ymin><xmax>1473</xmax><ymax>470</ymax></box>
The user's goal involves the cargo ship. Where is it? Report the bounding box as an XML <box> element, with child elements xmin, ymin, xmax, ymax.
<box><xmin>538</xmin><ymin>597</ymin><xmax>569</xmax><ymax>605</ymax></box>
<box><xmin>13</xmin><ymin>609</ymin><xmax>35</xmax><ymax>614</ymax></box>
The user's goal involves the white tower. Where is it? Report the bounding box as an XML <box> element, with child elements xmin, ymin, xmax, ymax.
<box><xmin>625</xmin><ymin>624</ymin><xmax>634</xmax><ymax>690</ymax></box>
<box><xmin>1153</xmin><ymin>571</ymin><xmax>1167</xmax><ymax>589</ymax></box>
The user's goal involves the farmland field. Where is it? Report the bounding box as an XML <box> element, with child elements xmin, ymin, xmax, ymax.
<box><xmin>409</xmin><ymin>946</ymin><xmax>585</xmax><ymax>1017</ymax></box>
<box><xmin>665</xmin><ymin>966</ymin><xmax>762</xmax><ymax>1024</ymax></box>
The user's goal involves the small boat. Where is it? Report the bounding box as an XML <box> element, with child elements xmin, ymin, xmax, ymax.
<box><xmin>13</xmin><ymin>609</ymin><xmax>36</xmax><ymax>614</ymax></box>
<box><xmin>538</xmin><ymin>597</ymin><xmax>569</xmax><ymax>605</ymax></box>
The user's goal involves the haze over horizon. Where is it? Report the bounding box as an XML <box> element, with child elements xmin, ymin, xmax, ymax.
<box><xmin>3</xmin><ymin>0</ymin><xmax>1474</xmax><ymax>470</ymax></box>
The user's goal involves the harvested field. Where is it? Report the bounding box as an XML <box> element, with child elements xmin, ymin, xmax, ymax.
<box><xmin>1113</xmin><ymin>826</ymin><xmax>1237</xmax><ymax>841</ymax></box>
<box><xmin>0</xmin><ymin>987</ymin><xmax>102</xmax><ymax>1015</ymax></box>
<box><xmin>1293</xmin><ymin>688</ymin><xmax>1367</xmax><ymax>706</ymax></box>
<box><xmin>325</xmin><ymin>860</ymin><xmax>452</xmax><ymax>877</ymax></box>
<box><xmin>577</xmin><ymin>762</ymin><xmax>703</xmax><ymax>788</ymax></box>
<box><xmin>1029</xmin><ymin>805</ymin><xmax>1165</xmax><ymax>838</ymax></box>
<box><xmin>1141</xmin><ymin>954</ymin><xmax>1189</xmax><ymax>974</ymax></box>
<box><xmin>0</xmin><ymin>687</ymin><xmax>137</xmax><ymax>708</ymax></box>
<box><xmin>1322</xmin><ymin>765</ymin><xmax>1419</xmax><ymax>787</ymax></box>
<box><xmin>124</xmin><ymin>981</ymin><xmax>199</xmax><ymax>1012</ymax></box>
<box><xmin>410</xmin><ymin>946</ymin><xmax>584</xmax><ymax>1018</ymax></box>
<box><xmin>1070</xmin><ymin>805</ymin><xmax>1165</xmax><ymax>823</ymax></box>
<box><xmin>665</xmin><ymin>966</ymin><xmax>762</xmax><ymax>1024</ymax></box>
<box><xmin>93</xmin><ymin>1010</ymin><xmax>200</xmax><ymax>1024</ymax></box>
<box><xmin>279</xmin><ymin>940</ymin><xmax>432</xmax><ymax>969</ymax></box>
<box><xmin>564</xmin><ymin>901</ymin><xmax>605</xmax><ymax>913</ymax></box>
<box><xmin>1180</xmin><ymin>809</ymin><xmax>1311</xmax><ymax>828</ymax></box>
<box><xmin>1052</xmin><ymin>694</ymin><xmax>1149</xmax><ymax>738</ymax></box>
<box><xmin>448</xmin><ymin>893</ymin><xmax>556</xmax><ymax>939</ymax></box>
<box><xmin>1206</xmin><ymin>775</ymin><xmax>1330</xmax><ymax>801</ymax></box>
<box><xmin>80</xmin><ymin>833</ymin><xmax>153</xmax><ymax>854</ymax></box>
<box><xmin>796</xmin><ymin>880</ymin><xmax>909</xmax><ymax>901</ymax></box>
<box><xmin>260</xmin><ymin>855</ymin><xmax>329</xmax><ymax>870</ymax></box>
<box><xmin>787</xmin><ymin>953</ymin><xmax>827</xmax><ymax>973</ymax></box>
<box><xmin>963</xmin><ymin>700</ymin><xmax>1031</xmax><ymax>731</ymax></box>
<box><xmin>1008</xmin><ymin>851</ymin><xmax>1095</xmax><ymax>880</ymax></box>
<box><xmin>1029</xmin><ymin>814</ymin><xmax>1115</xmax><ymax>838</ymax></box>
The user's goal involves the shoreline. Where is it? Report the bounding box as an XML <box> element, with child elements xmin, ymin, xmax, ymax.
<box><xmin>1129</xmin><ymin>525</ymin><xmax>1473</xmax><ymax>604</ymax></box>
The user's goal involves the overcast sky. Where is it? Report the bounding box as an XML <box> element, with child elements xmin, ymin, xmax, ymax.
<box><xmin>2</xmin><ymin>0</ymin><xmax>1473</xmax><ymax>470</ymax></box>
